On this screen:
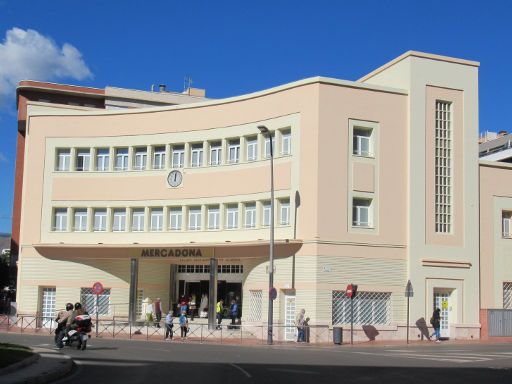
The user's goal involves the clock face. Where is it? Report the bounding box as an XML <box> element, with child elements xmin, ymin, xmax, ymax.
<box><xmin>167</xmin><ymin>170</ymin><xmax>183</xmax><ymax>187</ymax></box>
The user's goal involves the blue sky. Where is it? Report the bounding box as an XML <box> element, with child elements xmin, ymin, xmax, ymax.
<box><xmin>0</xmin><ymin>0</ymin><xmax>511</xmax><ymax>233</ymax></box>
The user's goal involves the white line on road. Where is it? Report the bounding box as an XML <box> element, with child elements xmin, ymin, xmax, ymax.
<box><xmin>267</xmin><ymin>368</ymin><xmax>320</xmax><ymax>375</ymax></box>
<box><xmin>74</xmin><ymin>360</ymin><xmax>149</xmax><ymax>367</ymax></box>
<box><xmin>230</xmin><ymin>363</ymin><xmax>252</xmax><ymax>378</ymax></box>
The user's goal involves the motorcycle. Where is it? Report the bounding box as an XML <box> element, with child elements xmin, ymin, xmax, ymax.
<box><xmin>62</xmin><ymin>314</ymin><xmax>92</xmax><ymax>350</ymax></box>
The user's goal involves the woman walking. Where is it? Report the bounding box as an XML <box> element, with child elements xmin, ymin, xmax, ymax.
<box><xmin>430</xmin><ymin>308</ymin><xmax>441</xmax><ymax>342</ymax></box>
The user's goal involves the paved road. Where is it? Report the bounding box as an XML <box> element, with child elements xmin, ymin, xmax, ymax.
<box><xmin>1</xmin><ymin>333</ymin><xmax>512</xmax><ymax>383</ymax></box>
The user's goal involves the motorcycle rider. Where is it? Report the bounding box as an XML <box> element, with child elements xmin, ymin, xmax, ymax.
<box><xmin>55</xmin><ymin>303</ymin><xmax>73</xmax><ymax>348</ymax></box>
<box><xmin>67</xmin><ymin>302</ymin><xmax>87</xmax><ymax>349</ymax></box>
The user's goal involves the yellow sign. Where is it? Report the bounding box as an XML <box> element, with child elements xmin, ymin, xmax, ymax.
<box><xmin>441</xmin><ymin>299</ymin><xmax>448</xmax><ymax>310</ymax></box>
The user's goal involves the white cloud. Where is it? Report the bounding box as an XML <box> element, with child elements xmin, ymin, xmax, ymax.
<box><xmin>0</xmin><ymin>152</ymin><xmax>7</xmax><ymax>163</ymax></box>
<box><xmin>0</xmin><ymin>27</ymin><xmax>93</xmax><ymax>107</ymax></box>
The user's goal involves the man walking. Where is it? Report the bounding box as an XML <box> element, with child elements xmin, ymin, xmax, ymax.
<box><xmin>430</xmin><ymin>308</ymin><xmax>441</xmax><ymax>342</ymax></box>
<box><xmin>295</xmin><ymin>308</ymin><xmax>306</xmax><ymax>342</ymax></box>
<box><xmin>216</xmin><ymin>299</ymin><xmax>224</xmax><ymax>330</ymax></box>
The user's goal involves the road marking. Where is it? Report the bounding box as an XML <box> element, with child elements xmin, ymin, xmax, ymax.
<box><xmin>230</xmin><ymin>363</ymin><xmax>252</xmax><ymax>378</ymax></box>
<box><xmin>267</xmin><ymin>368</ymin><xmax>320</xmax><ymax>375</ymax></box>
<box><xmin>74</xmin><ymin>360</ymin><xmax>149</xmax><ymax>367</ymax></box>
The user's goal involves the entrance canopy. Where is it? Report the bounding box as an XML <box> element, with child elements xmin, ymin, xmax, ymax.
<box><xmin>34</xmin><ymin>239</ymin><xmax>302</xmax><ymax>263</ymax></box>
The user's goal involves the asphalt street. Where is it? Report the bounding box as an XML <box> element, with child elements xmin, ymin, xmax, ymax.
<box><xmin>1</xmin><ymin>333</ymin><xmax>512</xmax><ymax>384</ymax></box>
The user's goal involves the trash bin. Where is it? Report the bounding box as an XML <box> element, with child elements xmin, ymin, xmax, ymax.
<box><xmin>333</xmin><ymin>327</ymin><xmax>343</xmax><ymax>345</ymax></box>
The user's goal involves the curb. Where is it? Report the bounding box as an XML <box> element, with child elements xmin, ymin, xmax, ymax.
<box><xmin>0</xmin><ymin>353</ymin><xmax>40</xmax><ymax>375</ymax></box>
<box><xmin>1</xmin><ymin>348</ymin><xmax>74</xmax><ymax>384</ymax></box>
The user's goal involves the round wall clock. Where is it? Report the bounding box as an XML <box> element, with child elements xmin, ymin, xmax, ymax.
<box><xmin>167</xmin><ymin>170</ymin><xmax>183</xmax><ymax>187</ymax></box>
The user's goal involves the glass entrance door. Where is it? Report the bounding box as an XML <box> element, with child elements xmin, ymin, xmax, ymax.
<box><xmin>40</xmin><ymin>287</ymin><xmax>56</xmax><ymax>328</ymax></box>
<box><xmin>434</xmin><ymin>290</ymin><xmax>451</xmax><ymax>338</ymax></box>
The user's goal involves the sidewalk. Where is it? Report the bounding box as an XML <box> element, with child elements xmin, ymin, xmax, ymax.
<box><xmin>0</xmin><ymin>347</ymin><xmax>73</xmax><ymax>384</ymax></box>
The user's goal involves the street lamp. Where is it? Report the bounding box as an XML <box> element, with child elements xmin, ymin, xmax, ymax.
<box><xmin>258</xmin><ymin>125</ymin><xmax>275</xmax><ymax>345</ymax></box>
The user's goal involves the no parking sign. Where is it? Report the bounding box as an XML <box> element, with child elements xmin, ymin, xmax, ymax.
<box><xmin>92</xmin><ymin>281</ymin><xmax>104</xmax><ymax>295</ymax></box>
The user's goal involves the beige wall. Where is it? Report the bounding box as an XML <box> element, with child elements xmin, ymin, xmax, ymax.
<box><xmin>480</xmin><ymin>162</ymin><xmax>512</xmax><ymax>309</ymax></box>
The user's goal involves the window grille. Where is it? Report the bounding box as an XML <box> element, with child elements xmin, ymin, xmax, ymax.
<box><xmin>435</xmin><ymin>100</ymin><xmax>452</xmax><ymax>233</ymax></box>
<box><xmin>503</xmin><ymin>212</ymin><xmax>512</xmax><ymax>238</ymax></box>
<box><xmin>248</xmin><ymin>290</ymin><xmax>263</xmax><ymax>321</ymax></box>
<box><xmin>81</xmin><ymin>288</ymin><xmax>111</xmax><ymax>315</ymax></box>
<box><xmin>504</xmin><ymin>283</ymin><xmax>512</xmax><ymax>309</ymax></box>
<box><xmin>332</xmin><ymin>290</ymin><xmax>391</xmax><ymax>325</ymax></box>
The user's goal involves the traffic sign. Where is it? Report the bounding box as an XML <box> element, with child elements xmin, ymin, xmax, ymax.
<box><xmin>405</xmin><ymin>280</ymin><xmax>414</xmax><ymax>298</ymax></box>
<box><xmin>346</xmin><ymin>284</ymin><xmax>353</xmax><ymax>299</ymax></box>
<box><xmin>269</xmin><ymin>287</ymin><xmax>277</xmax><ymax>300</ymax></box>
<box><xmin>92</xmin><ymin>281</ymin><xmax>104</xmax><ymax>295</ymax></box>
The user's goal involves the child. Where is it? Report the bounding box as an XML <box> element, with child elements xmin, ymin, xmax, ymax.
<box><xmin>164</xmin><ymin>310</ymin><xmax>173</xmax><ymax>340</ymax></box>
<box><xmin>179</xmin><ymin>311</ymin><xmax>188</xmax><ymax>339</ymax></box>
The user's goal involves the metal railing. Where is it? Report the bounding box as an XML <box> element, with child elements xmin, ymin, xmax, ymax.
<box><xmin>0</xmin><ymin>314</ymin><xmax>330</xmax><ymax>344</ymax></box>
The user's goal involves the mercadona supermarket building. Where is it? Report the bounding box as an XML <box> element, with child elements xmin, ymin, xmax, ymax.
<box><xmin>14</xmin><ymin>51</ymin><xmax>512</xmax><ymax>341</ymax></box>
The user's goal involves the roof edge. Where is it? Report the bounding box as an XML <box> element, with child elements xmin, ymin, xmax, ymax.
<box><xmin>359</xmin><ymin>50</ymin><xmax>480</xmax><ymax>83</ymax></box>
<box><xmin>26</xmin><ymin>76</ymin><xmax>408</xmax><ymax>119</ymax></box>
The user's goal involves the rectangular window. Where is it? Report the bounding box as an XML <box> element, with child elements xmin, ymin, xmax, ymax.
<box><xmin>81</xmin><ymin>288</ymin><xmax>111</xmax><ymax>315</ymax></box>
<box><xmin>131</xmin><ymin>208</ymin><xmax>145</xmax><ymax>232</ymax></box>
<box><xmin>56</xmin><ymin>149</ymin><xmax>71</xmax><ymax>171</ymax></box>
<box><xmin>262</xmin><ymin>201</ymin><xmax>271</xmax><ymax>227</ymax></box>
<box><xmin>264</xmin><ymin>134</ymin><xmax>275</xmax><ymax>158</ymax></box>
<box><xmin>73</xmin><ymin>209</ymin><xmax>88</xmax><ymax>232</ymax></box>
<box><xmin>188</xmin><ymin>207</ymin><xmax>202</xmax><ymax>230</ymax></box>
<box><xmin>353</xmin><ymin>127</ymin><xmax>373</xmax><ymax>157</ymax></box>
<box><xmin>435</xmin><ymin>101</ymin><xmax>452</xmax><ymax>233</ymax></box>
<box><xmin>248</xmin><ymin>290</ymin><xmax>263</xmax><ymax>322</ymax></box>
<box><xmin>152</xmin><ymin>146</ymin><xmax>166</xmax><ymax>170</ymax></box>
<box><xmin>191</xmin><ymin>144</ymin><xmax>203</xmax><ymax>167</ymax></box>
<box><xmin>332</xmin><ymin>291</ymin><xmax>391</xmax><ymax>325</ymax></box>
<box><xmin>53</xmin><ymin>208</ymin><xmax>68</xmax><ymax>231</ymax></box>
<box><xmin>246</xmin><ymin>136</ymin><xmax>258</xmax><ymax>161</ymax></box>
<box><xmin>279</xmin><ymin>198</ymin><xmax>290</xmax><ymax>225</ymax></box>
<box><xmin>115</xmin><ymin>148</ymin><xmax>129</xmax><ymax>171</ymax></box>
<box><xmin>244</xmin><ymin>203</ymin><xmax>256</xmax><ymax>228</ymax></box>
<box><xmin>281</xmin><ymin>129</ymin><xmax>291</xmax><ymax>155</ymax></box>
<box><xmin>208</xmin><ymin>205</ymin><xmax>220</xmax><ymax>230</ymax></box>
<box><xmin>172</xmin><ymin>145</ymin><xmax>185</xmax><ymax>168</ymax></box>
<box><xmin>40</xmin><ymin>287</ymin><xmax>56</xmax><ymax>327</ymax></box>
<box><xmin>93</xmin><ymin>208</ymin><xmax>107</xmax><ymax>232</ymax></box>
<box><xmin>209</xmin><ymin>142</ymin><xmax>222</xmax><ymax>166</ymax></box>
<box><xmin>96</xmin><ymin>148</ymin><xmax>110</xmax><ymax>171</ymax></box>
<box><xmin>76</xmin><ymin>149</ymin><xmax>91</xmax><ymax>171</ymax></box>
<box><xmin>228</xmin><ymin>139</ymin><xmax>240</xmax><ymax>163</ymax></box>
<box><xmin>504</xmin><ymin>282</ymin><xmax>512</xmax><ymax>309</ymax></box>
<box><xmin>352</xmin><ymin>198</ymin><xmax>372</xmax><ymax>227</ymax></box>
<box><xmin>150</xmin><ymin>208</ymin><xmax>163</xmax><ymax>231</ymax></box>
<box><xmin>503</xmin><ymin>211</ymin><xmax>512</xmax><ymax>238</ymax></box>
<box><xmin>169</xmin><ymin>207</ymin><xmax>183</xmax><ymax>230</ymax></box>
<box><xmin>112</xmin><ymin>209</ymin><xmax>126</xmax><ymax>232</ymax></box>
<box><xmin>226</xmin><ymin>204</ymin><xmax>238</xmax><ymax>229</ymax></box>
<box><xmin>133</xmin><ymin>147</ymin><xmax>147</xmax><ymax>170</ymax></box>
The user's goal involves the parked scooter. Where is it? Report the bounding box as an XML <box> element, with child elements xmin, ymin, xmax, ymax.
<box><xmin>62</xmin><ymin>314</ymin><xmax>92</xmax><ymax>350</ymax></box>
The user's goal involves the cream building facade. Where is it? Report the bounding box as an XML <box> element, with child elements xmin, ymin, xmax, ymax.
<box><xmin>16</xmin><ymin>51</ymin><xmax>484</xmax><ymax>341</ymax></box>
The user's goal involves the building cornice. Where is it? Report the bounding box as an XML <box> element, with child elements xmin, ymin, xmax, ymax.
<box><xmin>358</xmin><ymin>50</ymin><xmax>480</xmax><ymax>83</ymax></box>
<box><xmin>25</xmin><ymin>76</ymin><xmax>408</xmax><ymax>119</ymax></box>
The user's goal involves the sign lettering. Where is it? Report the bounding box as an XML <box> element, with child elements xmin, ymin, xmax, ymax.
<box><xmin>140</xmin><ymin>248</ymin><xmax>204</xmax><ymax>258</ymax></box>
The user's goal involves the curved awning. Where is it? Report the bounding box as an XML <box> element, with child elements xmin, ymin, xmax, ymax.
<box><xmin>33</xmin><ymin>239</ymin><xmax>302</xmax><ymax>263</ymax></box>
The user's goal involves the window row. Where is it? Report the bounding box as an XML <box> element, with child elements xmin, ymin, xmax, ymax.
<box><xmin>55</xmin><ymin>129</ymin><xmax>292</xmax><ymax>172</ymax></box>
<box><xmin>176</xmin><ymin>264</ymin><xmax>244</xmax><ymax>274</ymax></box>
<box><xmin>51</xmin><ymin>199</ymin><xmax>291</xmax><ymax>232</ymax></box>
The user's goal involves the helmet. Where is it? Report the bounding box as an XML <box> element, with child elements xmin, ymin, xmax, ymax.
<box><xmin>65</xmin><ymin>303</ymin><xmax>73</xmax><ymax>311</ymax></box>
<box><xmin>74</xmin><ymin>302</ymin><xmax>82</xmax><ymax>310</ymax></box>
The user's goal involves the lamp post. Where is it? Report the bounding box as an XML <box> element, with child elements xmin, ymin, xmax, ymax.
<box><xmin>258</xmin><ymin>125</ymin><xmax>275</xmax><ymax>345</ymax></box>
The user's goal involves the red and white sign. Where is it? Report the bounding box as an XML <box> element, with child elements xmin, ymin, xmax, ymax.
<box><xmin>345</xmin><ymin>284</ymin><xmax>353</xmax><ymax>299</ymax></box>
<box><xmin>92</xmin><ymin>282</ymin><xmax>104</xmax><ymax>295</ymax></box>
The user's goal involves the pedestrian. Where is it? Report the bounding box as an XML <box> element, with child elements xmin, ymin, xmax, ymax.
<box><xmin>154</xmin><ymin>298</ymin><xmax>162</xmax><ymax>328</ymax></box>
<box><xmin>229</xmin><ymin>299</ymin><xmax>239</xmax><ymax>329</ymax></box>
<box><xmin>179</xmin><ymin>295</ymin><xmax>189</xmax><ymax>315</ymax></box>
<box><xmin>179</xmin><ymin>311</ymin><xmax>188</xmax><ymax>339</ymax></box>
<box><xmin>164</xmin><ymin>310</ymin><xmax>173</xmax><ymax>340</ymax></box>
<box><xmin>216</xmin><ymin>299</ymin><xmax>224</xmax><ymax>329</ymax></box>
<box><xmin>303</xmin><ymin>317</ymin><xmax>310</xmax><ymax>343</ymax></box>
<box><xmin>189</xmin><ymin>294</ymin><xmax>197</xmax><ymax>321</ymax></box>
<box><xmin>430</xmin><ymin>308</ymin><xmax>441</xmax><ymax>342</ymax></box>
<box><xmin>295</xmin><ymin>308</ymin><xmax>305</xmax><ymax>342</ymax></box>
